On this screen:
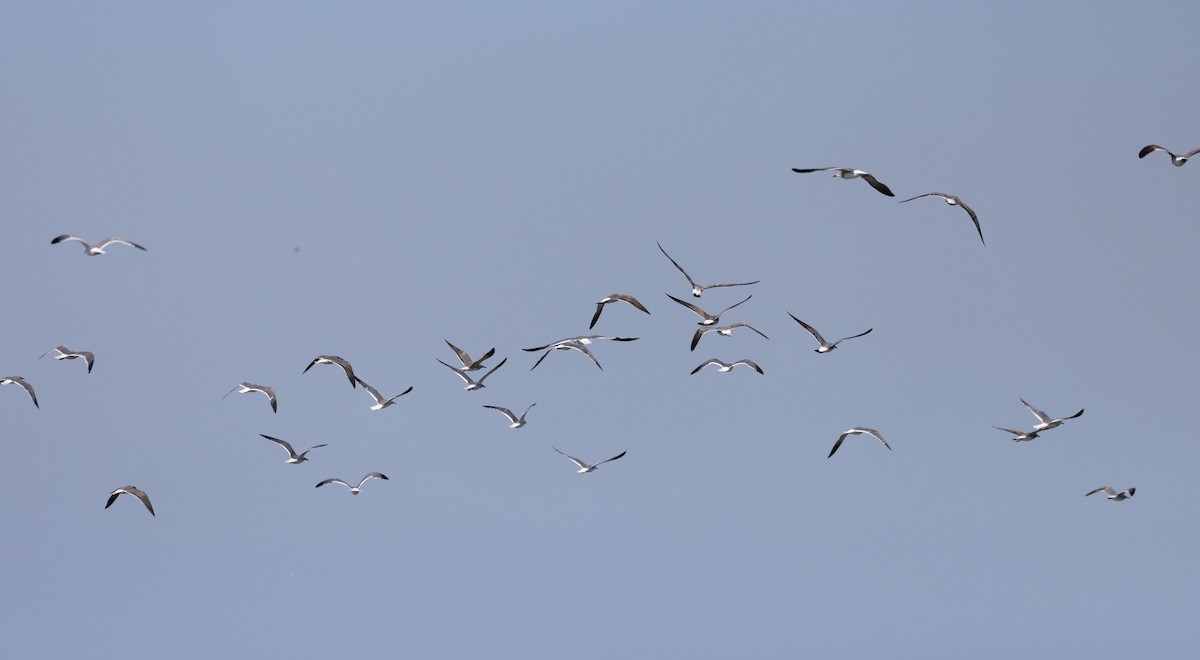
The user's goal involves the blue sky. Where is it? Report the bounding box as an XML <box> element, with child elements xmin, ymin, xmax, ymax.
<box><xmin>2</xmin><ymin>2</ymin><xmax>1198</xmax><ymax>658</ymax></box>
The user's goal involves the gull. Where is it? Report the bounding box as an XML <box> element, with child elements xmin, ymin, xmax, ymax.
<box><xmin>590</xmin><ymin>294</ymin><xmax>651</xmax><ymax>329</ymax></box>
<box><xmin>222</xmin><ymin>382</ymin><xmax>277</xmax><ymax>413</ymax></box>
<box><xmin>530</xmin><ymin>341</ymin><xmax>603</xmax><ymax>371</ymax></box>
<box><xmin>437</xmin><ymin>356</ymin><xmax>507</xmax><ymax>390</ymax></box>
<box><xmin>354</xmin><ymin>377</ymin><xmax>413</xmax><ymax>411</ymax></box>
<box><xmin>791</xmin><ymin>167</ymin><xmax>895</xmax><ymax>196</ymax></box>
<box><xmin>51</xmin><ymin>234</ymin><xmax>147</xmax><ymax>256</ymax></box>
<box><xmin>1020</xmin><ymin>397</ymin><xmax>1084</xmax><ymax>432</ymax></box>
<box><xmin>483</xmin><ymin>403</ymin><xmax>537</xmax><ymax>428</ymax></box>
<box><xmin>690</xmin><ymin>323</ymin><xmax>769</xmax><ymax>351</ymax></box>
<box><xmin>788</xmin><ymin>313</ymin><xmax>872</xmax><ymax>353</ymax></box>
<box><xmin>302</xmin><ymin>355</ymin><xmax>357</xmax><ymax>388</ymax></box>
<box><xmin>1085</xmin><ymin>486</ymin><xmax>1135</xmax><ymax>501</ymax></box>
<box><xmin>523</xmin><ymin>335</ymin><xmax>638</xmax><ymax>352</ymax></box>
<box><xmin>1</xmin><ymin>376</ymin><xmax>38</xmax><ymax>408</ymax></box>
<box><xmin>552</xmin><ymin>447</ymin><xmax>627</xmax><ymax>474</ymax></box>
<box><xmin>828</xmin><ymin>427</ymin><xmax>891</xmax><ymax>458</ymax></box>
<box><xmin>898</xmin><ymin>192</ymin><xmax>984</xmax><ymax>245</ymax></box>
<box><xmin>993</xmin><ymin>426</ymin><xmax>1040</xmax><ymax>442</ymax></box>
<box><xmin>38</xmin><ymin>345</ymin><xmax>95</xmax><ymax>373</ymax></box>
<box><xmin>105</xmin><ymin>486</ymin><xmax>154</xmax><ymax>516</ymax></box>
<box><xmin>259</xmin><ymin>434</ymin><xmax>327</xmax><ymax>464</ymax></box>
<box><xmin>316</xmin><ymin>473</ymin><xmax>389</xmax><ymax>495</ymax></box>
<box><xmin>1138</xmin><ymin>144</ymin><xmax>1200</xmax><ymax>166</ymax></box>
<box><xmin>690</xmin><ymin>358</ymin><xmax>763</xmax><ymax>374</ymax></box>
<box><xmin>445</xmin><ymin>340</ymin><xmax>495</xmax><ymax>372</ymax></box>
<box><xmin>657</xmin><ymin>241</ymin><xmax>760</xmax><ymax>298</ymax></box>
<box><xmin>667</xmin><ymin>293</ymin><xmax>752</xmax><ymax>326</ymax></box>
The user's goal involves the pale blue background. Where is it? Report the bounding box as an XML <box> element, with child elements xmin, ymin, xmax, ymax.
<box><xmin>2</xmin><ymin>2</ymin><xmax>1197</xmax><ymax>658</ymax></box>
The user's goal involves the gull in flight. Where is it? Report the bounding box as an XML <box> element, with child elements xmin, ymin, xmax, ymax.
<box><xmin>105</xmin><ymin>486</ymin><xmax>154</xmax><ymax>516</ymax></box>
<box><xmin>1138</xmin><ymin>144</ymin><xmax>1200</xmax><ymax>166</ymax></box>
<box><xmin>316</xmin><ymin>473</ymin><xmax>389</xmax><ymax>495</ymax></box>
<box><xmin>791</xmin><ymin>167</ymin><xmax>895</xmax><ymax>196</ymax></box>
<box><xmin>667</xmin><ymin>293</ymin><xmax>752</xmax><ymax>326</ymax></box>
<box><xmin>483</xmin><ymin>403</ymin><xmax>537</xmax><ymax>428</ymax></box>
<box><xmin>898</xmin><ymin>192</ymin><xmax>984</xmax><ymax>245</ymax></box>
<box><xmin>1085</xmin><ymin>486</ymin><xmax>1135</xmax><ymax>501</ymax></box>
<box><xmin>690</xmin><ymin>358</ymin><xmax>763</xmax><ymax>374</ymax></box>
<box><xmin>690</xmin><ymin>323</ymin><xmax>769</xmax><ymax>351</ymax></box>
<box><xmin>259</xmin><ymin>434</ymin><xmax>327</xmax><ymax>464</ymax></box>
<box><xmin>437</xmin><ymin>356</ymin><xmax>507</xmax><ymax>390</ymax></box>
<box><xmin>523</xmin><ymin>335</ymin><xmax>638</xmax><ymax>352</ymax></box>
<box><xmin>788</xmin><ymin>313</ymin><xmax>872</xmax><ymax>353</ymax></box>
<box><xmin>1</xmin><ymin>376</ymin><xmax>38</xmax><ymax>408</ymax></box>
<box><xmin>445</xmin><ymin>341</ymin><xmax>495</xmax><ymax>372</ymax></box>
<box><xmin>51</xmin><ymin>234</ymin><xmax>147</xmax><ymax>256</ymax></box>
<box><xmin>1020</xmin><ymin>397</ymin><xmax>1084</xmax><ymax>432</ymax></box>
<box><xmin>38</xmin><ymin>345</ymin><xmax>95</xmax><ymax>373</ymax></box>
<box><xmin>657</xmin><ymin>241</ymin><xmax>760</xmax><ymax>298</ymax></box>
<box><xmin>993</xmin><ymin>426</ymin><xmax>1040</xmax><ymax>442</ymax></box>
<box><xmin>530</xmin><ymin>341</ymin><xmax>603</xmax><ymax>371</ymax></box>
<box><xmin>552</xmin><ymin>447</ymin><xmax>627</xmax><ymax>474</ymax></box>
<box><xmin>590</xmin><ymin>293</ymin><xmax>651</xmax><ymax>329</ymax></box>
<box><xmin>354</xmin><ymin>377</ymin><xmax>413</xmax><ymax>411</ymax></box>
<box><xmin>222</xmin><ymin>382</ymin><xmax>277</xmax><ymax>413</ymax></box>
<box><xmin>828</xmin><ymin>427</ymin><xmax>891</xmax><ymax>458</ymax></box>
<box><xmin>303</xmin><ymin>355</ymin><xmax>357</xmax><ymax>388</ymax></box>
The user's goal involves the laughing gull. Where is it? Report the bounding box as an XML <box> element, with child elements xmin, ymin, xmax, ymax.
<box><xmin>690</xmin><ymin>358</ymin><xmax>763</xmax><ymax>374</ymax></box>
<box><xmin>105</xmin><ymin>486</ymin><xmax>154</xmax><ymax>516</ymax></box>
<box><xmin>791</xmin><ymin>167</ymin><xmax>895</xmax><ymax>196</ymax></box>
<box><xmin>787</xmin><ymin>313</ymin><xmax>872</xmax><ymax>353</ymax></box>
<box><xmin>259</xmin><ymin>434</ymin><xmax>327</xmax><ymax>464</ymax></box>
<box><xmin>38</xmin><ymin>345</ymin><xmax>95</xmax><ymax>373</ymax></box>
<box><xmin>657</xmin><ymin>241</ymin><xmax>760</xmax><ymax>298</ymax></box>
<box><xmin>483</xmin><ymin>403</ymin><xmax>537</xmax><ymax>428</ymax></box>
<box><xmin>690</xmin><ymin>323</ymin><xmax>769</xmax><ymax>351</ymax></box>
<box><xmin>1020</xmin><ymin>397</ymin><xmax>1084</xmax><ymax>432</ymax></box>
<box><xmin>51</xmin><ymin>234</ymin><xmax>147</xmax><ymax>256</ymax></box>
<box><xmin>316</xmin><ymin>473</ymin><xmax>389</xmax><ymax>494</ymax></box>
<box><xmin>590</xmin><ymin>294</ymin><xmax>651</xmax><ymax>329</ymax></box>
<box><xmin>302</xmin><ymin>355</ymin><xmax>357</xmax><ymax>388</ymax></box>
<box><xmin>437</xmin><ymin>356</ymin><xmax>507</xmax><ymax>390</ymax></box>
<box><xmin>530</xmin><ymin>341</ymin><xmax>603</xmax><ymax>371</ymax></box>
<box><xmin>222</xmin><ymin>382</ymin><xmax>277</xmax><ymax>413</ymax></box>
<box><xmin>523</xmin><ymin>335</ymin><xmax>638</xmax><ymax>352</ymax></box>
<box><xmin>1138</xmin><ymin>144</ymin><xmax>1200</xmax><ymax>166</ymax></box>
<box><xmin>828</xmin><ymin>427</ymin><xmax>891</xmax><ymax>458</ymax></box>
<box><xmin>445</xmin><ymin>341</ymin><xmax>496</xmax><ymax>372</ymax></box>
<box><xmin>667</xmin><ymin>293</ymin><xmax>751</xmax><ymax>326</ymax></box>
<box><xmin>552</xmin><ymin>447</ymin><xmax>627</xmax><ymax>474</ymax></box>
<box><xmin>898</xmin><ymin>192</ymin><xmax>984</xmax><ymax>245</ymax></box>
<box><xmin>1</xmin><ymin>376</ymin><xmax>38</xmax><ymax>408</ymax></box>
<box><xmin>354</xmin><ymin>378</ymin><xmax>413</xmax><ymax>411</ymax></box>
<box><xmin>993</xmin><ymin>426</ymin><xmax>1040</xmax><ymax>442</ymax></box>
<box><xmin>1085</xmin><ymin>486</ymin><xmax>1135</xmax><ymax>501</ymax></box>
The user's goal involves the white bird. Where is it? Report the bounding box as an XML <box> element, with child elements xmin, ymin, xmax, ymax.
<box><xmin>354</xmin><ymin>377</ymin><xmax>412</xmax><ymax>411</ymax></box>
<box><xmin>898</xmin><ymin>192</ymin><xmax>984</xmax><ymax>245</ymax></box>
<box><xmin>791</xmin><ymin>167</ymin><xmax>895</xmax><ymax>196</ymax></box>
<box><xmin>51</xmin><ymin>234</ymin><xmax>147</xmax><ymax>256</ymax></box>
<box><xmin>690</xmin><ymin>323</ymin><xmax>769</xmax><ymax>351</ymax></box>
<box><xmin>437</xmin><ymin>356</ymin><xmax>507</xmax><ymax>390</ymax></box>
<box><xmin>657</xmin><ymin>241</ymin><xmax>760</xmax><ymax>298</ymax></box>
<box><xmin>530</xmin><ymin>340</ymin><xmax>603</xmax><ymax>371</ymax></box>
<box><xmin>38</xmin><ymin>345</ymin><xmax>95</xmax><ymax>373</ymax></box>
<box><xmin>483</xmin><ymin>403</ymin><xmax>537</xmax><ymax>428</ymax></box>
<box><xmin>1</xmin><ymin>376</ymin><xmax>38</xmax><ymax>408</ymax></box>
<box><xmin>523</xmin><ymin>335</ymin><xmax>639</xmax><ymax>352</ymax></box>
<box><xmin>590</xmin><ymin>293</ymin><xmax>651</xmax><ymax>329</ymax></box>
<box><xmin>222</xmin><ymin>382</ymin><xmax>277</xmax><ymax>413</ymax></box>
<box><xmin>1020</xmin><ymin>397</ymin><xmax>1084</xmax><ymax>432</ymax></box>
<box><xmin>1085</xmin><ymin>486</ymin><xmax>1135</xmax><ymax>501</ymax></box>
<box><xmin>993</xmin><ymin>426</ymin><xmax>1040</xmax><ymax>442</ymax></box>
<box><xmin>105</xmin><ymin>485</ymin><xmax>154</xmax><ymax>516</ymax></box>
<box><xmin>667</xmin><ymin>293</ymin><xmax>752</xmax><ymax>326</ymax></box>
<box><xmin>552</xmin><ymin>447</ymin><xmax>627</xmax><ymax>474</ymax></box>
<box><xmin>690</xmin><ymin>358</ymin><xmax>763</xmax><ymax>374</ymax></box>
<box><xmin>316</xmin><ymin>473</ymin><xmax>389</xmax><ymax>494</ymax></box>
<box><xmin>445</xmin><ymin>341</ymin><xmax>495</xmax><ymax>372</ymax></box>
<box><xmin>259</xmin><ymin>434</ymin><xmax>327</xmax><ymax>464</ymax></box>
<box><xmin>1138</xmin><ymin>144</ymin><xmax>1200</xmax><ymax>166</ymax></box>
<box><xmin>787</xmin><ymin>313</ymin><xmax>872</xmax><ymax>353</ymax></box>
<box><xmin>302</xmin><ymin>355</ymin><xmax>357</xmax><ymax>388</ymax></box>
<box><xmin>828</xmin><ymin>427</ymin><xmax>891</xmax><ymax>458</ymax></box>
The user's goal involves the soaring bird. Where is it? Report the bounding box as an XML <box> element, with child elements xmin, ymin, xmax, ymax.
<box><xmin>898</xmin><ymin>192</ymin><xmax>984</xmax><ymax>245</ymax></box>
<box><xmin>828</xmin><ymin>427</ymin><xmax>891</xmax><ymax>458</ymax></box>
<box><xmin>483</xmin><ymin>403</ymin><xmax>537</xmax><ymax>428</ymax></box>
<box><xmin>258</xmin><ymin>434</ymin><xmax>327</xmax><ymax>464</ymax></box>
<box><xmin>523</xmin><ymin>335</ymin><xmax>638</xmax><ymax>352</ymax></box>
<box><xmin>690</xmin><ymin>358</ymin><xmax>763</xmax><ymax>374</ymax></box>
<box><xmin>444</xmin><ymin>341</ymin><xmax>496</xmax><ymax>372</ymax></box>
<box><xmin>657</xmin><ymin>241</ymin><xmax>760</xmax><ymax>298</ymax></box>
<box><xmin>788</xmin><ymin>313</ymin><xmax>872</xmax><ymax>353</ymax></box>
<box><xmin>690</xmin><ymin>323</ymin><xmax>769</xmax><ymax>351</ymax></box>
<box><xmin>993</xmin><ymin>426</ymin><xmax>1040</xmax><ymax>442</ymax></box>
<box><xmin>791</xmin><ymin>167</ymin><xmax>895</xmax><ymax>196</ymax></box>
<box><xmin>1085</xmin><ymin>486</ymin><xmax>1135</xmax><ymax>501</ymax></box>
<box><xmin>316</xmin><ymin>473</ymin><xmax>389</xmax><ymax>495</ymax></box>
<box><xmin>530</xmin><ymin>341</ymin><xmax>603</xmax><ymax>371</ymax></box>
<box><xmin>552</xmin><ymin>447</ymin><xmax>626</xmax><ymax>474</ymax></box>
<box><xmin>222</xmin><ymin>382</ymin><xmax>278</xmax><ymax>413</ymax></box>
<box><xmin>51</xmin><ymin>235</ymin><xmax>147</xmax><ymax>256</ymax></box>
<box><xmin>354</xmin><ymin>378</ymin><xmax>412</xmax><ymax>411</ymax></box>
<box><xmin>1020</xmin><ymin>397</ymin><xmax>1084</xmax><ymax>432</ymax></box>
<box><xmin>437</xmin><ymin>357</ymin><xmax>507</xmax><ymax>390</ymax></box>
<box><xmin>1138</xmin><ymin>144</ymin><xmax>1200</xmax><ymax>166</ymax></box>
<box><xmin>1</xmin><ymin>376</ymin><xmax>38</xmax><ymax>408</ymax></box>
<box><xmin>38</xmin><ymin>345</ymin><xmax>95</xmax><ymax>373</ymax></box>
<box><xmin>105</xmin><ymin>486</ymin><xmax>155</xmax><ymax>516</ymax></box>
<box><xmin>302</xmin><ymin>355</ymin><xmax>357</xmax><ymax>388</ymax></box>
<box><xmin>667</xmin><ymin>293</ymin><xmax>752</xmax><ymax>326</ymax></box>
<box><xmin>590</xmin><ymin>294</ymin><xmax>651</xmax><ymax>329</ymax></box>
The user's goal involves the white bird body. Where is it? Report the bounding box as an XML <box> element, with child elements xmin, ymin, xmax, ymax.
<box><xmin>438</xmin><ymin>356</ymin><xmax>507</xmax><ymax>390</ymax></box>
<box><xmin>51</xmin><ymin>234</ymin><xmax>147</xmax><ymax>256</ymax></box>
<box><xmin>1086</xmin><ymin>486</ymin><xmax>1135</xmax><ymax>501</ymax></box>
<box><xmin>787</xmin><ymin>313</ymin><xmax>872</xmax><ymax>353</ymax></box>
<box><xmin>552</xmin><ymin>447</ymin><xmax>626</xmax><ymax>474</ymax></box>
<box><xmin>355</xmin><ymin>377</ymin><xmax>412</xmax><ymax>410</ymax></box>
<box><xmin>791</xmin><ymin>167</ymin><xmax>895</xmax><ymax>196</ymax></box>
<box><xmin>1020</xmin><ymin>397</ymin><xmax>1084</xmax><ymax>432</ymax></box>
<box><xmin>667</xmin><ymin>293</ymin><xmax>751</xmax><ymax>326</ymax></box>
<box><xmin>317</xmin><ymin>473</ymin><xmax>389</xmax><ymax>494</ymax></box>
<box><xmin>106</xmin><ymin>486</ymin><xmax>155</xmax><ymax>516</ymax></box>
<box><xmin>259</xmin><ymin>434</ymin><xmax>327</xmax><ymax>464</ymax></box>
<box><xmin>483</xmin><ymin>403</ymin><xmax>536</xmax><ymax>428</ymax></box>
<box><xmin>828</xmin><ymin>427</ymin><xmax>891</xmax><ymax>458</ymax></box>
<box><xmin>690</xmin><ymin>323</ymin><xmax>769</xmax><ymax>351</ymax></box>
<box><xmin>898</xmin><ymin>192</ymin><xmax>984</xmax><ymax>245</ymax></box>
<box><xmin>657</xmin><ymin>241</ymin><xmax>760</xmax><ymax>298</ymax></box>
<box><xmin>1139</xmin><ymin>144</ymin><xmax>1200</xmax><ymax>166</ymax></box>
<box><xmin>690</xmin><ymin>358</ymin><xmax>763</xmax><ymax>374</ymax></box>
<box><xmin>1</xmin><ymin>376</ymin><xmax>38</xmax><ymax>408</ymax></box>
<box><xmin>303</xmin><ymin>355</ymin><xmax>358</xmax><ymax>388</ymax></box>
<box><xmin>445</xmin><ymin>341</ymin><xmax>495</xmax><ymax>372</ymax></box>
<box><xmin>223</xmin><ymin>381</ymin><xmax>277</xmax><ymax>412</ymax></box>
<box><xmin>38</xmin><ymin>345</ymin><xmax>96</xmax><ymax>373</ymax></box>
<box><xmin>590</xmin><ymin>294</ymin><xmax>651</xmax><ymax>329</ymax></box>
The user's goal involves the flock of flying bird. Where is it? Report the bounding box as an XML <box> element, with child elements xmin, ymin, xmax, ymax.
<box><xmin>10</xmin><ymin>144</ymin><xmax>1191</xmax><ymax>515</ymax></box>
